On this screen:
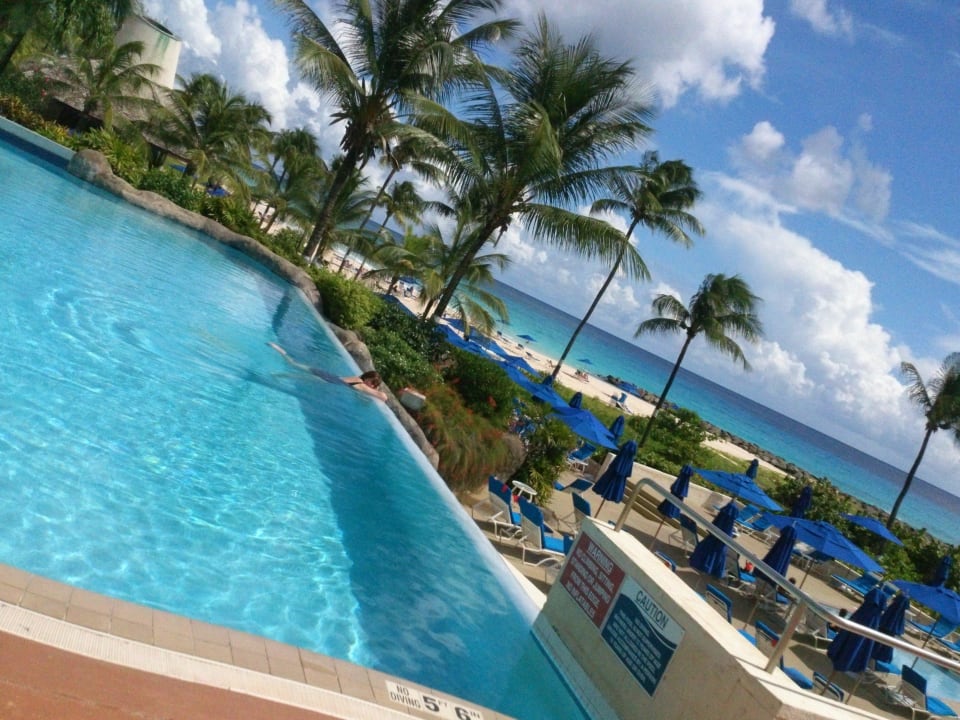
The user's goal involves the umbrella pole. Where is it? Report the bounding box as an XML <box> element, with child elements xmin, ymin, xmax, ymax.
<box><xmin>912</xmin><ymin>620</ymin><xmax>938</xmax><ymax>667</ymax></box>
<box><xmin>846</xmin><ymin>673</ymin><xmax>865</xmax><ymax>704</ymax></box>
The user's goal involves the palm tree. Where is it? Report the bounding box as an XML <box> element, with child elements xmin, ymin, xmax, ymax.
<box><xmin>339</xmin><ymin>179</ymin><xmax>425</xmax><ymax>274</ymax></box>
<box><xmin>548</xmin><ymin>153</ymin><xmax>704</xmax><ymax>381</ymax></box>
<box><xmin>888</xmin><ymin>354</ymin><xmax>960</xmax><ymax>528</ymax></box>
<box><xmin>270</xmin><ymin>0</ymin><xmax>517</xmax><ymax>263</ymax></box>
<box><xmin>0</xmin><ymin>0</ymin><xmax>140</xmax><ymax>75</ymax></box>
<box><xmin>54</xmin><ymin>40</ymin><xmax>159</xmax><ymax>131</ymax></box>
<box><xmin>634</xmin><ymin>273</ymin><xmax>763</xmax><ymax>447</ymax></box>
<box><xmin>150</xmin><ymin>73</ymin><xmax>272</xmax><ymax>194</ymax></box>
<box><xmin>425</xmin><ymin>15</ymin><xmax>655</xmax><ymax>320</ymax></box>
<box><xmin>255</xmin><ymin>127</ymin><xmax>324</xmax><ymax>231</ymax></box>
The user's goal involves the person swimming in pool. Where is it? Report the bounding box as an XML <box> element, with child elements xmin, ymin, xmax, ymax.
<box><xmin>268</xmin><ymin>343</ymin><xmax>388</xmax><ymax>401</ymax></box>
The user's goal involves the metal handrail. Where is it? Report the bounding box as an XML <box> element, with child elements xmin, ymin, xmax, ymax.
<box><xmin>614</xmin><ymin>478</ymin><xmax>960</xmax><ymax>678</ymax></box>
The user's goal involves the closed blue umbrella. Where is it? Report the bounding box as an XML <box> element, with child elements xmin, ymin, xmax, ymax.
<box><xmin>933</xmin><ymin>555</ymin><xmax>953</xmax><ymax>587</ymax></box>
<box><xmin>569</xmin><ymin>392</ymin><xmax>583</xmax><ymax>408</ymax></box>
<box><xmin>689</xmin><ymin>500</ymin><xmax>738</xmax><ymax>579</ymax></box>
<box><xmin>842</xmin><ymin>514</ymin><xmax>903</xmax><ymax>546</ymax></box>
<box><xmin>746</xmin><ymin>458</ymin><xmax>759</xmax><ymax>479</ymax></box>
<box><xmin>827</xmin><ymin>587</ymin><xmax>886</xmax><ymax>678</ymax></box>
<box><xmin>873</xmin><ymin>592</ymin><xmax>910</xmax><ymax>664</ymax></box>
<box><xmin>608</xmin><ymin>414</ymin><xmax>625</xmax><ymax>440</ymax></box>
<box><xmin>650</xmin><ymin>465</ymin><xmax>693</xmax><ymax>546</ymax></box>
<box><xmin>756</xmin><ymin>524</ymin><xmax>797</xmax><ymax>586</ymax></box>
<box><xmin>593</xmin><ymin>440</ymin><xmax>637</xmax><ymax>513</ymax></box>
<box><xmin>790</xmin><ymin>485</ymin><xmax>813</xmax><ymax>518</ymax></box>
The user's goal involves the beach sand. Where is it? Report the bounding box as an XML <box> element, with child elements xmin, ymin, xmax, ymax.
<box><xmin>381</xmin><ymin>286</ymin><xmax>782</xmax><ymax>475</ymax></box>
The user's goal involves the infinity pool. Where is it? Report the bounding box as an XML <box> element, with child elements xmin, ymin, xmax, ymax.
<box><xmin>0</xmin><ymin>132</ymin><xmax>587</xmax><ymax>720</ymax></box>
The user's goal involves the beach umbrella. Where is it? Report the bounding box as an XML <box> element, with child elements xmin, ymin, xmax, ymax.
<box><xmin>689</xmin><ymin>500</ymin><xmax>739</xmax><ymax>579</ymax></box>
<box><xmin>790</xmin><ymin>485</ymin><xmax>813</xmax><ymax>518</ymax></box>
<box><xmin>756</xmin><ymin>524</ymin><xmax>798</xmax><ymax>586</ymax></box>
<box><xmin>593</xmin><ymin>440</ymin><xmax>637</xmax><ymax>514</ymax></box>
<box><xmin>932</xmin><ymin>555</ymin><xmax>953</xmax><ymax>587</ymax></box>
<box><xmin>692</xmin><ymin>467</ymin><xmax>782</xmax><ymax>511</ymax></box>
<box><xmin>892</xmin><ymin>580</ymin><xmax>960</xmax><ymax>628</ymax></box>
<box><xmin>569</xmin><ymin>392</ymin><xmax>583</xmax><ymax>409</ymax></box>
<box><xmin>608</xmin><ymin>415</ymin><xmax>625</xmax><ymax>440</ymax></box>
<box><xmin>577</xmin><ymin>357</ymin><xmax>593</xmax><ymax>365</ymax></box>
<box><xmin>872</xmin><ymin>592</ymin><xmax>911</xmax><ymax>665</ymax></box>
<box><xmin>650</xmin><ymin>465</ymin><xmax>693</xmax><ymax>545</ymax></box>
<box><xmin>518</xmin><ymin>333</ymin><xmax>537</xmax><ymax>343</ymax></box>
<box><xmin>549</xmin><ymin>406</ymin><xmax>619</xmax><ymax>450</ymax></box>
<box><xmin>746</xmin><ymin>458</ymin><xmax>759</xmax><ymax>479</ymax></box>
<box><xmin>529</xmin><ymin>379</ymin><xmax>569</xmax><ymax>408</ymax></box>
<box><xmin>842</xmin><ymin>514</ymin><xmax>903</xmax><ymax>546</ymax></box>
<box><xmin>503</xmin><ymin>355</ymin><xmax>540</xmax><ymax>375</ymax></box>
<box><xmin>760</xmin><ymin>515</ymin><xmax>883</xmax><ymax>577</ymax></box>
<box><xmin>825</xmin><ymin>587</ymin><xmax>886</xmax><ymax>698</ymax></box>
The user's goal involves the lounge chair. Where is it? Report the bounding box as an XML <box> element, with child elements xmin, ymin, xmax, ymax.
<box><xmin>472</xmin><ymin>476</ymin><xmax>522</xmax><ymax>542</ymax></box>
<box><xmin>704</xmin><ymin>584</ymin><xmax>733</xmax><ymax>623</ymax></box>
<box><xmin>740</xmin><ymin>513</ymin><xmax>776</xmax><ymax>541</ymax></box>
<box><xmin>518</xmin><ymin>497</ymin><xmax>573</xmax><ymax>569</ymax></box>
<box><xmin>553</xmin><ymin>476</ymin><xmax>595</xmax><ymax>494</ymax></box>
<box><xmin>885</xmin><ymin>664</ymin><xmax>958</xmax><ymax>719</ymax></box>
<box><xmin>556</xmin><ymin>492</ymin><xmax>593</xmax><ymax>535</ymax></box>
<box><xmin>907</xmin><ymin>617</ymin><xmax>958</xmax><ymax>640</ymax></box>
<box><xmin>935</xmin><ymin>635</ymin><xmax>960</xmax><ymax>659</ymax></box>
<box><xmin>741</xmin><ymin>620</ymin><xmax>813</xmax><ymax>690</ymax></box>
<box><xmin>610</xmin><ymin>391</ymin><xmax>630</xmax><ymax>413</ymax></box>
<box><xmin>565</xmin><ymin>442</ymin><xmax>596</xmax><ymax>472</ymax></box>
<box><xmin>654</xmin><ymin>551</ymin><xmax>677</xmax><ymax>572</ymax></box>
<box><xmin>813</xmin><ymin>671</ymin><xmax>845</xmax><ymax>702</ymax></box>
<box><xmin>669</xmin><ymin>515</ymin><xmax>699</xmax><ymax>555</ymax></box>
<box><xmin>831</xmin><ymin>571</ymin><xmax>880</xmax><ymax>599</ymax></box>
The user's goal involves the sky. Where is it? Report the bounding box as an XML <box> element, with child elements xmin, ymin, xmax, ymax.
<box><xmin>139</xmin><ymin>0</ymin><xmax>960</xmax><ymax>494</ymax></box>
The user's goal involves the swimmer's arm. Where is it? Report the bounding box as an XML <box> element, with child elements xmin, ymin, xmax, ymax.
<box><xmin>343</xmin><ymin>376</ymin><xmax>388</xmax><ymax>401</ymax></box>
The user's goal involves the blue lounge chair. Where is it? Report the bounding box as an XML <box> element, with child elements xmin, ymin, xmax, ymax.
<box><xmin>472</xmin><ymin>476</ymin><xmax>522</xmax><ymax>542</ymax></box>
<box><xmin>565</xmin><ymin>442</ymin><xmax>596</xmax><ymax>472</ymax></box>
<box><xmin>557</xmin><ymin>493</ymin><xmax>593</xmax><ymax>534</ymax></box>
<box><xmin>897</xmin><ymin>664</ymin><xmax>958</xmax><ymax>718</ymax></box>
<box><xmin>518</xmin><ymin>498</ymin><xmax>573</xmax><ymax>569</ymax></box>
<box><xmin>670</xmin><ymin>515</ymin><xmax>700</xmax><ymax>554</ymax></box>
<box><xmin>705</xmin><ymin>584</ymin><xmax>733</xmax><ymax>623</ymax></box>
<box><xmin>654</xmin><ymin>551</ymin><xmax>677</xmax><ymax>572</ymax></box>
<box><xmin>742</xmin><ymin>620</ymin><xmax>813</xmax><ymax>690</ymax></box>
<box><xmin>908</xmin><ymin>617</ymin><xmax>958</xmax><ymax>640</ymax></box>
<box><xmin>935</xmin><ymin>635</ymin><xmax>960</xmax><ymax>657</ymax></box>
<box><xmin>813</xmin><ymin>671</ymin><xmax>845</xmax><ymax>702</ymax></box>
<box><xmin>831</xmin><ymin>572</ymin><xmax>880</xmax><ymax>599</ymax></box>
<box><xmin>553</xmin><ymin>476</ymin><xmax>595</xmax><ymax>494</ymax></box>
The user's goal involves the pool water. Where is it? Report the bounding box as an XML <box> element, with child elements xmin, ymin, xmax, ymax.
<box><xmin>0</xmin><ymin>135</ymin><xmax>588</xmax><ymax>720</ymax></box>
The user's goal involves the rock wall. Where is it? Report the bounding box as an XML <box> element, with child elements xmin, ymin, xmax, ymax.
<box><xmin>67</xmin><ymin>149</ymin><xmax>440</xmax><ymax>469</ymax></box>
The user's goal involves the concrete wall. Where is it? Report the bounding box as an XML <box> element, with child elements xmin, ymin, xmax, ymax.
<box><xmin>115</xmin><ymin>15</ymin><xmax>182</xmax><ymax>90</ymax></box>
<box><xmin>534</xmin><ymin>521</ymin><xmax>883</xmax><ymax>720</ymax></box>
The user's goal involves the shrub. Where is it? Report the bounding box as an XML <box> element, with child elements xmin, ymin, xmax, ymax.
<box><xmin>0</xmin><ymin>71</ymin><xmax>48</xmax><ymax>113</ymax></box>
<box><xmin>511</xmin><ymin>416</ymin><xmax>576</xmax><ymax>501</ymax></box>
<box><xmin>74</xmin><ymin>128</ymin><xmax>147</xmax><ymax>185</ymax></box>
<box><xmin>362</xmin><ymin>326</ymin><xmax>441</xmax><ymax>391</ymax></box>
<box><xmin>630</xmin><ymin>407</ymin><xmax>708</xmax><ymax>474</ymax></box>
<box><xmin>139</xmin><ymin>167</ymin><xmax>207</xmax><ymax>210</ymax></box>
<box><xmin>198</xmin><ymin>195</ymin><xmax>263</xmax><ymax>239</ymax></box>
<box><xmin>262</xmin><ymin>228</ymin><xmax>307</xmax><ymax>264</ymax></box>
<box><xmin>442</xmin><ymin>348</ymin><xmax>516</xmax><ymax>425</ymax></box>
<box><xmin>366</xmin><ymin>303</ymin><xmax>444</xmax><ymax>360</ymax></box>
<box><xmin>313</xmin><ymin>271</ymin><xmax>381</xmax><ymax>329</ymax></box>
<box><xmin>417</xmin><ymin>383</ymin><xmax>514</xmax><ymax>494</ymax></box>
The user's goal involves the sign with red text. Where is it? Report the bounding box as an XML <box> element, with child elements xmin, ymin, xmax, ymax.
<box><xmin>559</xmin><ymin>534</ymin><xmax>626</xmax><ymax>627</ymax></box>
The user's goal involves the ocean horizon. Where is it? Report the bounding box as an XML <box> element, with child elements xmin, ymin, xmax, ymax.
<box><xmin>490</xmin><ymin>280</ymin><xmax>960</xmax><ymax>546</ymax></box>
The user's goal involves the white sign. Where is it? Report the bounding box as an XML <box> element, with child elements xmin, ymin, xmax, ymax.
<box><xmin>386</xmin><ymin>680</ymin><xmax>484</xmax><ymax>720</ymax></box>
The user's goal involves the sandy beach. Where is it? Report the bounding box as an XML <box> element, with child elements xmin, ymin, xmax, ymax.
<box><xmin>375</xmin><ymin>281</ymin><xmax>783</xmax><ymax>474</ymax></box>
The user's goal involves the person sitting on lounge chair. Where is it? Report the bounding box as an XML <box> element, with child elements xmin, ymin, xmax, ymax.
<box><xmin>268</xmin><ymin>343</ymin><xmax>387</xmax><ymax>401</ymax></box>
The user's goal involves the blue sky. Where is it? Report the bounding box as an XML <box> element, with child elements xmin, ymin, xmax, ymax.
<box><xmin>141</xmin><ymin>0</ymin><xmax>960</xmax><ymax>494</ymax></box>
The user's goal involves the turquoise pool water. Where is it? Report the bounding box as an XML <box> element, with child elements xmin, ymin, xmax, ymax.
<box><xmin>0</xmin><ymin>134</ymin><xmax>588</xmax><ymax>720</ymax></box>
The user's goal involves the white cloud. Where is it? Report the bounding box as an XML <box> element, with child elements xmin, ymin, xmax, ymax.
<box><xmin>142</xmin><ymin>0</ymin><xmax>221</xmax><ymax>61</ymax></box>
<box><xmin>789</xmin><ymin>0</ymin><xmax>853</xmax><ymax>38</ymax></box>
<box><xmin>504</xmin><ymin>0</ymin><xmax>775</xmax><ymax>107</ymax></box>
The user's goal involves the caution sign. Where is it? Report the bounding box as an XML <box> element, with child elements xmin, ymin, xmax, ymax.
<box><xmin>600</xmin><ymin>576</ymin><xmax>685</xmax><ymax>696</ymax></box>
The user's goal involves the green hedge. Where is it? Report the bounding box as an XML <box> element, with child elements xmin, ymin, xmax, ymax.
<box><xmin>442</xmin><ymin>348</ymin><xmax>516</xmax><ymax>425</ymax></box>
<box><xmin>313</xmin><ymin>270</ymin><xmax>381</xmax><ymax>329</ymax></box>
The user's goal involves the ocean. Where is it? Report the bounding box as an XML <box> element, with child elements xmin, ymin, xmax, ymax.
<box><xmin>490</xmin><ymin>280</ymin><xmax>960</xmax><ymax>546</ymax></box>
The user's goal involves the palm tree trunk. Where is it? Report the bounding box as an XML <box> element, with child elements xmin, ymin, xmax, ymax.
<box><xmin>887</xmin><ymin>427</ymin><xmax>933</xmax><ymax>528</ymax></box>
<box><xmin>305</xmin><ymin>146</ymin><xmax>363</xmax><ymax>264</ymax></box>
<box><xmin>638</xmin><ymin>334</ymin><xmax>693</xmax><ymax>448</ymax></box>
<box><xmin>0</xmin><ymin>31</ymin><xmax>27</xmax><ymax>77</ymax></box>
<box><xmin>549</xmin><ymin>223</ymin><xmax>637</xmax><ymax>381</ymax></box>
<box><xmin>430</xmin><ymin>220</ymin><xmax>501</xmax><ymax>320</ymax></box>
